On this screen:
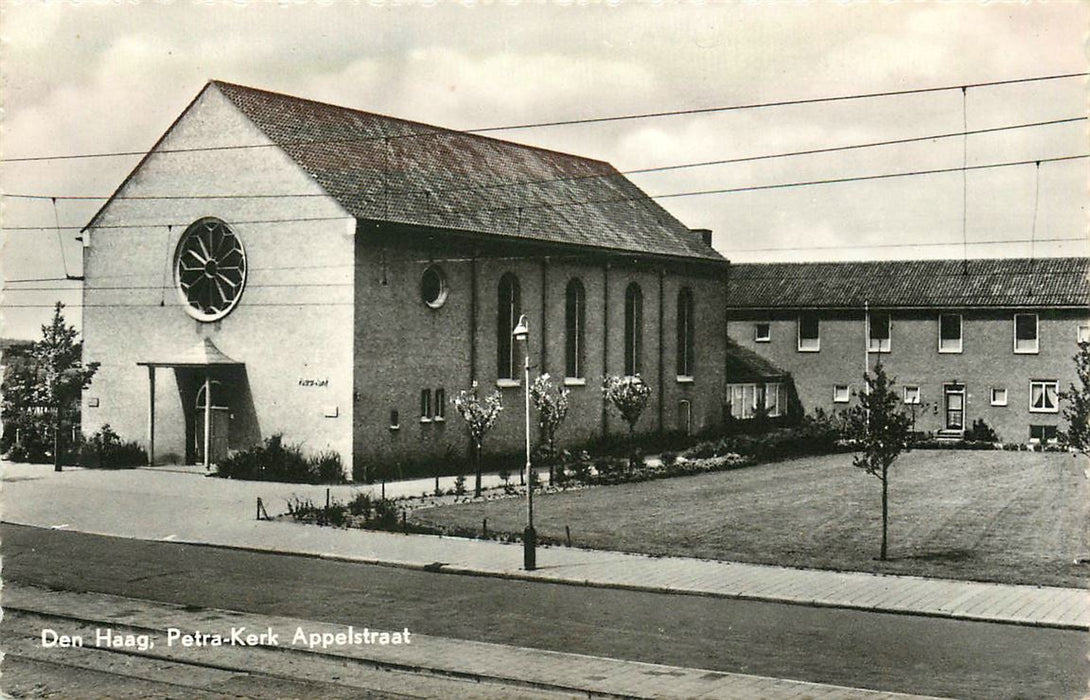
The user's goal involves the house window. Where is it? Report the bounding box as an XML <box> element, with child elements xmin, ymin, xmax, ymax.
<box><xmin>420</xmin><ymin>265</ymin><xmax>448</xmax><ymax>308</ymax></box>
<box><xmin>798</xmin><ymin>314</ymin><xmax>820</xmax><ymax>352</ymax></box>
<box><xmin>419</xmin><ymin>389</ymin><xmax>432</xmax><ymax>422</ymax></box>
<box><xmin>754</xmin><ymin>323</ymin><xmax>771</xmax><ymax>343</ymax></box>
<box><xmin>833</xmin><ymin>384</ymin><xmax>850</xmax><ymax>403</ymax></box>
<box><xmin>565</xmin><ymin>279</ymin><xmax>585</xmax><ymax>380</ymax></box>
<box><xmin>1014</xmin><ymin>313</ymin><xmax>1038</xmax><ymax>354</ymax></box>
<box><xmin>727</xmin><ymin>382</ymin><xmax>785</xmax><ymax>419</ymax></box>
<box><xmin>1078</xmin><ymin>324</ymin><xmax>1090</xmax><ymax>344</ymax></box>
<box><xmin>676</xmin><ymin>287</ymin><xmax>695</xmax><ymax>378</ymax></box>
<box><xmin>939</xmin><ymin>314</ymin><xmax>962</xmax><ymax>353</ymax></box>
<box><xmin>497</xmin><ymin>273</ymin><xmax>521</xmax><ymax>379</ymax></box>
<box><xmin>1029</xmin><ymin>424</ymin><xmax>1058</xmax><ymax>444</ymax></box>
<box><xmin>765</xmin><ymin>382</ymin><xmax>786</xmax><ymax>417</ymax></box>
<box><xmin>991</xmin><ymin>388</ymin><xmax>1008</xmax><ymax>406</ymax></box>
<box><xmin>624</xmin><ymin>282</ymin><xmax>643</xmax><ymax>375</ymax></box>
<box><xmin>1029</xmin><ymin>380</ymin><xmax>1059</xmax><ymax>413</ymax></box>
<box><xmin>389</xmin><ymin>409</ymin><xmax>400</xmax><ymax>430</ymax></box>
<box><xmin>903</xmin><ymin>386</ymin><xmax>921</xmax><ymax>404</ymax></box>
<box><xmin>434</xmin><ymin>388</ymin><xmax>446</xmax><ymax>421</ymax></box>
<box><xmin>868</xmin><ymin>313</ymin><xmax>891</xmax><ymax>353</ymax></box>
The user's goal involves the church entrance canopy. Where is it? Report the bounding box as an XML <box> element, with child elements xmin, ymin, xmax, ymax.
<box><xmin>137</xmin><ymin>338</ymin><xmax>244</xmax><ymax>469</ymax></box>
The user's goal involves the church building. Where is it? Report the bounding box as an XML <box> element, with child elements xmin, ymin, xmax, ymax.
<box><xmin>80</xmin><ymin>81</ymin><xmax>731</xmax><ymax>478</ymax></box>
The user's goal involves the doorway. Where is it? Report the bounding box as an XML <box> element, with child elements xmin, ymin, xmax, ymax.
<box><xmin>944</xmin><ymin>384</ymin><xmax>965</xmax><ymax>432</ymax></box>
<box><xmin>195</xmin><ymin>379</ymin><xmax>230</xmax><ymax>465</ymax></box>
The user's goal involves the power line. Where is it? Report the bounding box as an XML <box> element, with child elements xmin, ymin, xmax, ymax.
<box><xmin>2</xmin><ymin>72</ymin><xmax>1084</xmax><ymax>164</ymax></box>
<box><xmin>9</xmin><ymin>115</ymin><xmax>1081</xmax><ymax>203</ymax></box>
<box><xmin>5</xmin><ymin>153</ymin><xmax>1086</xmax><ymax>232</ymax></box>
<box><xmin>473</xmin><ymin>73</ymin><xmax>1089</xmax><ymax>132</ymax></box>
<box><xmin>4</xmin><ymin>236</ymin><xmax>1086</xmax><ymax>297</ymax></box>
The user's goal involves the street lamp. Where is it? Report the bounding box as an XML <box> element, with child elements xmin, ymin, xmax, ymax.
<box><xmin>512</xmin><ymin>313</ymin><xmax>536</xmax><ymax>571</ymax></box>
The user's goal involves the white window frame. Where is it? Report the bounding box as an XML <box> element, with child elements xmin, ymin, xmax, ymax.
<box><xmin>1078</xmin><ymin>324</ymin><xmax>1090</xmax><ymax>344</ymax></box>
<box><xmin>420</xmin><ymin>388</ymin><xmax>432</xmax><ymax>423</ymax></box>
<box><xmin>938</xmin><ymin>313</ymin><xmax>963</xmax><ymax>354</ymax></box>
<box><xmin>903</xmin><ymin>386</ymin><xmax>921</xmax><ymax>405</ymax></box>
<box><xmin>754</xmin><ymin>322</ymin><xmax>771</xmax><ymax>343</ymax></box>
<box><xmin>1029</xmin><ymin>380</ymin><xmax>1059</xmax><ymax>414</ymax></box>
<box><xmin>833</xmin><ymin>384</ymin><xmax>850</xmax><ymax>403</ymax></box>
<box><xmin>798</xmin><ymin>314</ymin><xmax>820</xmax><ymax>352</ymax></box>
<box><xmin>1014</xmin><ymin>313</ymin><xmax>1039</xmax><ymax>354</ymax></box>
<box><xmin>765</xmin><ymin>382</ymin><xmax>786</xmax><ymax>417</ymax></box>
<box><xmin>990</xmin><ymin>388</ymin><xmax>1008</xmax><ymax>407</ymax></box>
<box><xmin>433</xmin><ymin>388</ymin><xmax>446</xmax><ymax>422</ymax></box>
<box><xmin>868</xmin><ymin>313</ymin><xmax>891</xmax><ymax>353</ymax></box>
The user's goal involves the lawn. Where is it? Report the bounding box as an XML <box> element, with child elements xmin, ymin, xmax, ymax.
<box><xmin>410</xmin><ymin>450</ymin><xmax>1090</xmax><ymax>587</ymax></box>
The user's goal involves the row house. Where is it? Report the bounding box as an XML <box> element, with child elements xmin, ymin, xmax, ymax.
<box><xmin>726</xmin><ymin>258</ymin><xmax>1090</xmax><ymax>443</ymax></box>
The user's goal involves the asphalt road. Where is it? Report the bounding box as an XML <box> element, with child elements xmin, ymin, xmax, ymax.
<box><xmin>3</xmin><ymin>524</ymin><xmax>1085</xmax><ymax>699</ymax></box>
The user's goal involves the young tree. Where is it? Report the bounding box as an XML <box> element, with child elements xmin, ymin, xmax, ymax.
<box><xmin>602</xmin><ymin>374</ymin><xmax>652</xmax><ymax>468</ymax></box>
<box><xmin>24</xmin><ymin>303</ymin><xmax>100</xmax><ymax>471</ymax></box>
<box><xmin>1061</xmin><ymin>341</ymin><xmax>1090</xmax><ymax>456</ymax></box>
<box><xmin>452</xmin><ymin>382</ymin><xmax>503</xmax><ymax>497</ymax></box>
<box><xmin>529</xmin><ymin>373</ymin><xmax>570</xmax><ymax>484</ymax></box>
<box><xmin>845</xmin><ymin>363</ymin><xmax>913</xmax><ymax>561</ymax></box>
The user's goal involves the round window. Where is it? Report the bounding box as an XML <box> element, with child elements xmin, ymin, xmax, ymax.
<box><xmin>174</xmin><ymin>218</ymin><xmax>247</xmax><ymax>322</ymax></box>
<box><xmin>420</xmin><ymin>265</ymin><xmax>447</xmax><ymax>308</ymax></box>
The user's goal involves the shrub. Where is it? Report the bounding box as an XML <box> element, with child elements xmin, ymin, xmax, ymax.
<box><xmin>216</xmin><ymin>434</ymin><xmax>345</xmax><ymax>484</ymax></box>
<box><xmin>965</xmin><ymin>418</ymin><xmax>1000</xmax><ymax>443</ymax></box>
<box><xmin>312</xmin><ymin>450</ymin><xmax>345</xmax><ymax>483</ymax></box>
<box><xmin>660</xmin><ymin>451</ymin><xmax>678</xmax><ymax>467</ymax></box>
<box><xmin>79</xmin><ymin>425</ymin><xmax>147</xmax><ymax>469</ymax></box>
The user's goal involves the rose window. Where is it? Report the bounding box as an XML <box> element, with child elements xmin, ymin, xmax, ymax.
<box><xmin>174</xmin><ymin>218</ymin><xmax>247</xmax><ymax>322</ymax></box>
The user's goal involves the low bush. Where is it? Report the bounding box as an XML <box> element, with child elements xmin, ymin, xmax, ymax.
<box><xmin>965</xmin><ymin>418</ymin><xmax>1000</xmax><ymax>443</ymax></box>
<box><xmin>79</xmin><ymin>425</ymin><xmax>147</xmax><ymax>469</ymax></box>
<box><xmin>216</xmin><ymin>434</ymin><xmax>345</xmax><ymax>484</ymax></box>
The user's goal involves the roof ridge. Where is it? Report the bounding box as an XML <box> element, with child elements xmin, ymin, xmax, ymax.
<box><xmin>209</xmin><ymin>79</ymin><xmax>618</xmax><ymax>173</ymax></box>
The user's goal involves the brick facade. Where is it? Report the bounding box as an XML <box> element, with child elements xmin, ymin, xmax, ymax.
<box><xmin>81</xmin><ymin>82</ymin><xmax>729</xmax><ymax>478</ymax></box>
<box><xmin>727</xmin><ymin>306</ymin><xmax>1088</xmax><ymax>443</ymax></box>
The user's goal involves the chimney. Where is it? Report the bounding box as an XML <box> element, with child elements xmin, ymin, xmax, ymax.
<box><xmin>691</xmin><ymin>228</ymin><xmax>713</xmax><ymax>247</ymax></box>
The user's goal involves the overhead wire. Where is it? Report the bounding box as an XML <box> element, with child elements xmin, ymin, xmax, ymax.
<box><xmin>1</xmin><ymin>71</ymin><xmax>1084</xmax><ymax>164</ymax></box>
<box><xmin>4</xmin><ymin>115</ymin><xmax>1084</xmax><ymax>203</ymax></box>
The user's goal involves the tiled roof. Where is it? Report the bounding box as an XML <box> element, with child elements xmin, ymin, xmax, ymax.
<box><xmin>724</xmin><ymin>339</ymin><xmax>789</xmax><ymax>381</ymax></box>
<box><xmin>212</xmin><ymin>81</ymin><xmax>724</xmax><ymax>263</ymax></box>
<box><xmin>728</xmin><ymin>257</ymin><xmax>1090</xmax><ymax>309</ymax></box>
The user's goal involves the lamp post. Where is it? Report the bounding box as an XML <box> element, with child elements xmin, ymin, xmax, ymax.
<box><xmin>512</xmin><ymin>313</ymin><xmax>536</xmax><ymax>571</ymax></box>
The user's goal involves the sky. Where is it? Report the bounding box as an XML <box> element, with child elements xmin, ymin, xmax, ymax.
<box><xmin>2</xmin><ymin>1</ymin><xmax>1087</xmax><ymax>338</ymax></box>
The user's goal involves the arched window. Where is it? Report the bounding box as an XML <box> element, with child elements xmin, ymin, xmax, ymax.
<box><xmin>676</xmin><ymin>287</ymin><xmax>695</xmax><ymax>377</ymax></box>
<box><xmin>565</xmin><ymin>278</ymin><xmax>586</xmax><ymax>379</ymax></box>
<box><xmin>624</xmin><ymin>282</ymin><xmax>643</xmax><ymax>376</ymax></box>
<box><xmin>497</xmin><ymin>273</ymin><xmax>521</xmax><ymax>379</ymax></box>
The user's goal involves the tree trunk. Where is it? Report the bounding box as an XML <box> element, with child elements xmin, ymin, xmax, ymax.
<box><xmin>53</xmin><ymin>408</ymin><xmax>62</xmax><ymax>472</ymax></box>
<box><xmin>880</xmin><ymin>466</ymin><xmax>889</xmax><ymax>560</ymax></box>
<box><xmin>474</xmin><ymin>442</ymin><xmax>482</xmax><ymax>497</ymax></box>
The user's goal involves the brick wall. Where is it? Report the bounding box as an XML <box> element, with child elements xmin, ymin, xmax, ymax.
<box><xmin>727</xmin><ymin>308</ymin><xmax>1089</xmax><ymax>443</ymax></box>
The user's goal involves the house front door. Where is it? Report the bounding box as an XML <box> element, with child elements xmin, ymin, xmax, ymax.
<box><xmin>944</xmin><ymin>385</ymin><xmax>965</xmax><ymax>432</ymax></box>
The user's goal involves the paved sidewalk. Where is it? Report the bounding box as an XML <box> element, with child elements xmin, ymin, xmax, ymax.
<box><xmin>5</xmin><ymin>583</ymin><xmax>940</xmax><ymax>699</ymax></box>
<box><xmin>3</xmin><ymin>461</ymin><xmax>1087</xmax><ymax>630</ymax></box>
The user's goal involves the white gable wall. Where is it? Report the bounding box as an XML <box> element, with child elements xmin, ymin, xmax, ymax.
<box><xmin>82</xmin><ymin>84</ymin><xmax>356</xmax><ymax>473</ymax></box>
